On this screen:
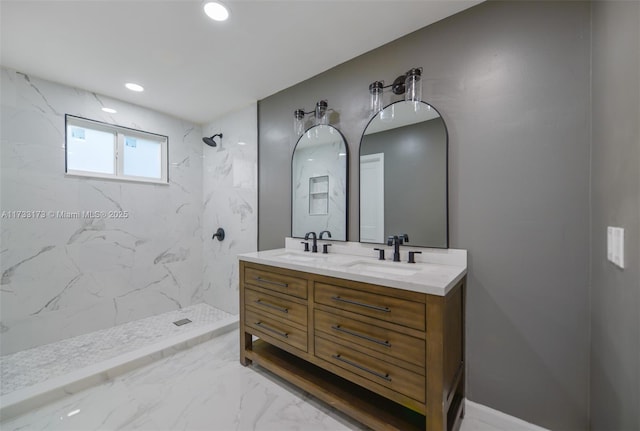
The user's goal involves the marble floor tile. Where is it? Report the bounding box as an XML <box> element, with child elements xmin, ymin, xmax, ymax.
<box><xmin>0</xmin><ymin>329</ymin><xmax>364</xmax><ymax>430</ymax></box>
<box><xmin>1</xmin><ymin>326</ymin><xmax>543</xmax><ymax>431</ymax></box>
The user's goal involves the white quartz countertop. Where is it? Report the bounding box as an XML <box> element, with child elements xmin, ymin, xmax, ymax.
<box><xmin>238</xmin><ymin>239</ymin><xmax>467</xmax><ymax>296</ymax></box>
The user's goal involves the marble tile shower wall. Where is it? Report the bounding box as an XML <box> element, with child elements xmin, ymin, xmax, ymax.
<box><xmin>201</xmin><ymin>105</ymin><xmax>257</xmax><ymax>315</ymax></box>
<box><xmin>0</xmin><ymin>68</ymin><xmax>204</xmax><ymax>355</ymax></box>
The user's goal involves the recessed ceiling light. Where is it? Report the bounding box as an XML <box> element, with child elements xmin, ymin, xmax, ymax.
<box><xmin>125</xmin><ymin>83</ymin><xmax>144</xmax><ymax>92</ymax></box>
<box><xmin>102</xmin><ymin>107</ymin><xmax>117</xmax><ymax>114</ymax></box>
<box><xmin>203</xmin><ymin>1</ymin><xmax>229</xmax><ymax>21</ymax></box>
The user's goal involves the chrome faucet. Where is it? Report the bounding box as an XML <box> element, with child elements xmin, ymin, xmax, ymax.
<box><xmin>387</xmin><ymin>234</ymin><xmax>409</xmax><ymax>262</ymax></box>
<box><xmin>304</xmin><ymin>231</ymin><xmax>318</xmax><ymax>253</ymax></box>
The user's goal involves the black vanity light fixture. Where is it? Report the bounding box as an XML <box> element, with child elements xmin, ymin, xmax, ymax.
<box><xmin>369</xmin><ymin>67</ymin><xmax>423</xmax><ymax>114</ymax></box>
<box><xmin>203</xmin><ymin>133</ymin><xmax>223</xmax><ymax>147</ymax></box>
<box><xmin>294</xmin><ymin>100</ymin><xmax>328</xmax><ymax>136</ymax></box>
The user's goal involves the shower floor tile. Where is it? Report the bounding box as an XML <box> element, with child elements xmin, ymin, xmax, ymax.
<box><xmin>0</xmin><ymin>304</ymin><xmax>237</xmax><ymax>398</ymax></box>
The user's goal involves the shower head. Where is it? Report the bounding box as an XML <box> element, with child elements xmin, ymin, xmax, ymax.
<box><xmin>203</xmin><ymin>133</ymin><xmax>223</xmax><ymax>147</ymax></box>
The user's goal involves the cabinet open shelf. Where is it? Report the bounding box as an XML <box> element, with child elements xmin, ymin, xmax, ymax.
<box><xmin>246</xmin><ymin>340</ymin><xmax>425</xmax><ymax>431</ymax></box>
<box><xmin>239</xmin><ymin>260</ymin><xmax>466</xmax><ymax>431</ymax></box>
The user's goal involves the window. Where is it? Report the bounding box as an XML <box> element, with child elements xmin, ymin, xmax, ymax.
<box><xmin>65</xmin><ymin>115</ymin><xmax>168</xmax><ymax>184</ymax></box>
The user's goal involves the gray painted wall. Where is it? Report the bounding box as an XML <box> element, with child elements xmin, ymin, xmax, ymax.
<box><xmin>258</xmin><ymin>1</ymin><xmax>591</xmax><ymax>429</ymax></box>
<box><xmin>590</xmin><ymin>2</ymin><xmax>640</xmax><ymax>430</ymax></box>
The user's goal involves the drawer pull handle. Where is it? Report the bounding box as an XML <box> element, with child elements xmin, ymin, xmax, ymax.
<box><xmin>255</xmin><ymin>321</ymin><xmax>289</xmax><ymax>338</ymax></box>
<box><xmin>332</xmin><ymin>354</ymin><xmax>392</xmax><ymax>382</ymax></box>
<box><xmin>330</xmin><ymin>296</ymin><xmax>391</xmax><ymax>313</ymax></box>
<box><xmin>255</xmin><ymin>277</ymin><xmax>288</xmax><ymax>288</ymax></box>
<box><xmin>255</xmin><ymin>299</ymin><xmax>289</xmax><ymax>314</ymax></box>
<box><xmin>331</xmin><ymin>325</ymin><xmax>391</xmax><ymax>347</ymax></box>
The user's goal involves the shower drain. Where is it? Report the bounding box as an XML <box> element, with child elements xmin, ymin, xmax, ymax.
<box><xmin>173</xmin><ymin>318</ymin><xmax>192</xmax><ymax>326</ymax></box>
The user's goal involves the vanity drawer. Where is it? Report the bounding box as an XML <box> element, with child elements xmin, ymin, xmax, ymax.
<box><xmin>245</xmin><ymin>266</ymin><xmax>308</xmax><ymax>299</ymax></box>
<box><xmin>315</xmin><ymin>335</ymin><xmax>425</xmax><ymax>403</ymax></box>
<box><xmin>315</xmin><ymin>283</ymin><xmax>425</xmax><ymax>331</ymax></box>
<box><xmin>314</xmin><ymin>309</ymin><xmax>425</xmax><ymax>368</ymax></box>
<box><xmin>245</xmin><ymin>308</ymin><xmax>307</xmax><ymax>352</ymax></box>
<box><xmin>245</xmin><ymin>288</ymin><xmax>307</xmax><ymax>327</ymax></box>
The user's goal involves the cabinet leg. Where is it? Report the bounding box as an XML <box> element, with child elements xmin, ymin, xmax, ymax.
<box><xmin>240</xmin><ymin>330</ymin><xmax>252</xmax><ymax>366</ymax></box>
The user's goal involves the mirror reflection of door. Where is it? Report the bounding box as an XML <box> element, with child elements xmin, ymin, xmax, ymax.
<box><xmin>291</xmin><ymin>125</ymin><xmax>348</xmax><ymax>241</ymax></box>
<box><xmin>359</xmin><ymin>153</ymin><xmax>384</xmax><ymax>243</ymax></box>
<box><xmin>359</xmin><ymin>100</ymin><xmax>448</xmax><ymax>248</ymax></box>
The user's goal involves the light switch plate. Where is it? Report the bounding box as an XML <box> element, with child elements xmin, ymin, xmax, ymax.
<box><xmin>607</xmin><ymin>226</ymin><xmax>625</xmax><ymax>269</ymax></box>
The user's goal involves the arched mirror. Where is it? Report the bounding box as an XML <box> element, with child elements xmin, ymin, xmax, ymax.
<box><xmin>359</xmin><ymin>100</ymin><xmax>448</xmax><ymax>248</ymax></box>
<box><xmin>292</xmin><ymin>125</ymin><xmax>348</xmax><ymax>241</ymax></box>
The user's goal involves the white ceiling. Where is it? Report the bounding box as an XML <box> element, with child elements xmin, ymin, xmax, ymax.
<box><xmin>0</xmin><ymin>0</ymin><xmax>480</xmax><ymax>125</ymax></box>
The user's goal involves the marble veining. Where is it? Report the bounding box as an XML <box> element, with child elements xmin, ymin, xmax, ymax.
<box><xmin>0</xmin><ymin>304</ymin><xmax>234</xmax><ymax>397</ymax></box>
<box><xmin>1</xmin><ymin>245</ymin><xmax>56</xmax><ymax>285</ymax></box>
<box><xmin>201</xmin><ymin>105</ymin><xmax>258</xmax><ymax>316</ymax></box>
<box><xmin>0</xmin><ymin>327</ymin><xmax>546</xmax><ymax>431</ymax></box>
<box><xmin>0</xmin><ymin>67</ymin><xmax>205</xmax><ymax>355</ymax></box>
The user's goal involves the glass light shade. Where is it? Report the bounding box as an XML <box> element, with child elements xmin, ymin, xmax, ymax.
<box><xmin>294</xmin><ymin>109</ymin><xmax>305</xmax><ymax>136</ymax></box>
<box><xmin>369</xmin><ymin>81</ymin><xmax>384</xmax><ymax>115</ymax></box>
<box><xmin>380</xmin><ymin>103</ymin><xmax>394</xmax><ymax>122</ymax></box>
<box><xmin>314</xmin><ymin>100</ymin><xmax>328</xmax><ymax>126</ymax></box>
<box><xmin>405</xmin><ymin>68</ymin><xmax>422</xmax><ymax>102</ymax></box>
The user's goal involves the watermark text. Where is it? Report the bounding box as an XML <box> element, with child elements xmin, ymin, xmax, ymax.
<box><xmin>1</xmin><ymin>210</ymin><xmax>130</xmax><ymax>220</ymax></box>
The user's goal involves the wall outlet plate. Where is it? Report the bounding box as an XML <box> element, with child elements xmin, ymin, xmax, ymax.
<box><xmin>607</xmin><ymin>226</ymin><xmax>625</xmax><ymax>269</ymax></box>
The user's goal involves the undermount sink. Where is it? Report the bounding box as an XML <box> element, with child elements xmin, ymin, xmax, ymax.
<box><xmin>341</xmin><ymin>260</ymin><xmax>419</xmax><ymax>277</ymax></box>
<box><xmin>274</xmin><ymin>252</ymin><xmax>327</xmax><ymax>263</ymax></box>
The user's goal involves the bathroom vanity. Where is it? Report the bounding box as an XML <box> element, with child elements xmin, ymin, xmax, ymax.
<box><xmin>239</xmin><ymin>240</ymin><xmax>467</xmax><ymax>431</ymax></box>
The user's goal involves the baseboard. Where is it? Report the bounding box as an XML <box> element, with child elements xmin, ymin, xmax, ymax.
<box><xmin>465</xmin><ymin>400</ymin><xmax>550</xmax><ymax>431</ymax></box>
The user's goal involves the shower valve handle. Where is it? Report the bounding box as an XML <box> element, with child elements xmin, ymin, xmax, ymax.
<box><xmin>212</xmin><ymin>228</ymin><xmax>225</xmax><ymax>241</ymax></box>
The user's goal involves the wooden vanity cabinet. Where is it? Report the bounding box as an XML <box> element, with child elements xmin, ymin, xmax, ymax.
<box><xmin>240</xmin><ymin>260</ymin><xmax>465</xmax><ymax>431</ymax></box>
